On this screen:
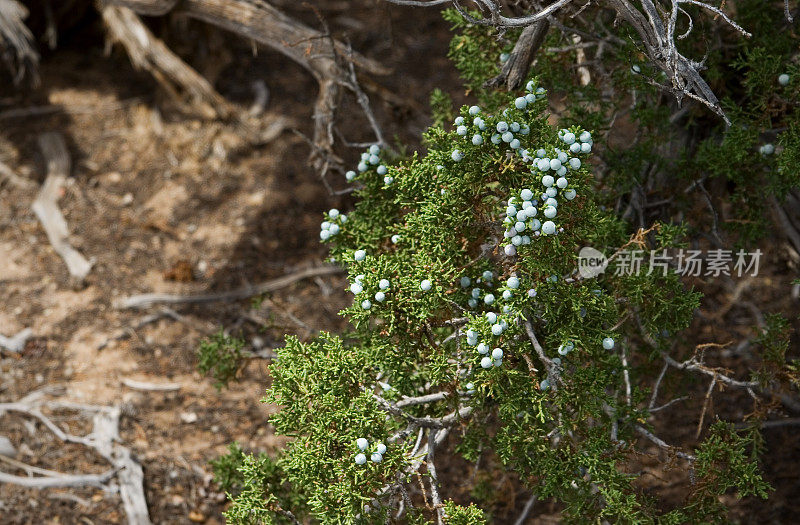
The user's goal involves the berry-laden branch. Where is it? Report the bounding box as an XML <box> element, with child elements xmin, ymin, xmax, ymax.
<box><xmin>220</xmin><ymin>64</ymin><xmax>777</xmax><ymax>521</ymax></box>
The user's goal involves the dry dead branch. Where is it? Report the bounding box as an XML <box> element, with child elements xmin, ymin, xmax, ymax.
<box><xmin>115</xmin><ymin>264</ymin><xmax>342</xmax><ymax>309</ymax></box>
<box><xmin>31</xmin><ymin>132</ymin><xmax>93</xmax><ymax>285</ymax></box>
<box><xmin>121</xmin><ymin>378</ymin><xmax>181</xmax><ymax>391</ymax></box>
<box><xmin>485</xmin><ymin>19</ymin><xmax>550</xmax><ymax>90</ymax></box>
<box><xmin>99</xmin><ymin>3</ymin><xmax>235</xmax><ymax>119</ymax></box>
<box><xmin>102</xmin><ymin>0</ymin><xmax>389</xmax><ymax>162</ymax></box>
<box><xmin>385</xmin><ymin>0</ymin><xmax>762</xmax><ymax>124</ymax></box>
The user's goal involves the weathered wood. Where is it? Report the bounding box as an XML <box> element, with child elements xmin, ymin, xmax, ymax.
<box><xmin>100</xmin><ymin>3</ymin><xmax>234</xmax><ymax>118</ymax></box>
<box><xmin>485</xmin><ymin>19</ymin><xmax>550</xmax><ymax>90</ymax></box>
<box><xmin>104</xmin><ymin>0</ymin><xmax>389</xmax><ymax>154</ymax></box>
<box><xmin>31</xmin><ymin>132</ymin><xmax>93</xmax><ymax>285</ymax></box>
<box><xmin>0</xmin><ymin>0</ymin><xmax>39</xmax><ymax>84</ymax></box>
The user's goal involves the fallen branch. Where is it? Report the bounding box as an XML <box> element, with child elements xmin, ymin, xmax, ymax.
<box><xmin>104</xmin><ymin>0</ymin><xmax>390</xmax><ymax>158</ymax></box>
<box><xmin>121</xmin><ymin>378</ymin><xmax>181</xmax><ymax>392</ymax></box>
<box><xmin>115</xmin><ymin>264</ymin><xmax>342</xmax><ymax>309</ymax></box>
<box><xmin>31</xmin><ymin>132</ymin><xmax>93</xmax><ymax>284</ymax></box>
<box><xmin>0</xmin><ymin>469</ymin><xmax>117</xmax><ymax>489</ymax></box>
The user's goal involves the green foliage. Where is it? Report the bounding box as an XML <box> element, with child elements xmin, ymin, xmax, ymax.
<box><xmin>442</xmin><ymin>500</ymin><xmax>486</xmax><ymax>524</ymax></box>
<box><xmin>429</xmin><ymin>88</ymin><xmax>455</xmax><ymax>130</ymax></box>
<box><xmin>211</xmin><ymin>442</ymin><xmax>250</xmax><ymax>495</ymax></box>
<box><xmin>659</xmin><ymin>421</ymin><xmax>771</xmax><ymax>523</ymax></box>
<box><xmin>221</xmin><ymin>82</ymin><xmax>708</xmax><ymax>521</ymax></box>
<box><xmin>443</xmin><ymin>9</ymin><xmax>515</xmax><ymax>108</ymax></box>
<box><xmin>198</xmin><ymin>330</ymin><xmax>246</xmax><ymax>389</ymax></box>
<box><xmin>213</xmin><ymin>443</ymin><xmax>308</xmax><ymax>525</ymax></box>
<box><xmin>206</xmin><ymin>3</ymin><xmax>798</xmax><ymax>522</ymax></box>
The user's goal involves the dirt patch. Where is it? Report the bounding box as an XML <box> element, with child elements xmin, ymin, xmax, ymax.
<box><xmin>0</xmin><ymin>3</ymin><xmax>457</xmax><ymax>523</ymax></box>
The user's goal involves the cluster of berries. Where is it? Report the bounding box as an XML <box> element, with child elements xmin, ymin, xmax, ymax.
<box><xmin>345</xmin><ymin>145</ymin><xmax>392</xmax><ymax>186</ymax></box>
<box><xmin>458</xmin><ymin>271</ymin><xmax>536</xmax><ymax>314</ymax></box>
<box><xmin>466</xmin><ymin>325</ymin><xmax>505</xmax><ymax>369</ymax></box>
<box><xmin>557</xmin><ymin>128</ymin><xmax>593</xmax><ymax>154</ymax></box>
<box><xmin>450</xmin><ymin>84</ymin><xmax>546</xmax><ymax>162</ymax></box>
<box><xmin>349</xmin><ymin>271</ymin><xmax>391</xmax><ymax>310</ymax></box>
<box><xmin>319</xmin><ymin>208</ymin><xmax>347</xmax><ymax>241</ymax></box>
<box><xmin>500</xmin><ymin>129</ymin><xmax>590</xmax><ymax>253</ymax></box>
<box><xmin>354</xmin><ymin>438</ymin><xmax>386</xmax><ymax>465</ymax></box>
<box><xmin>460</xmin><ymin>274</ymin><xmax>535</xmax><ymax>369</ymax></box>
<box><xmin>459</xmin><ymin>271</ymin><xmax>497</xmax><ymax>309</ymax></box>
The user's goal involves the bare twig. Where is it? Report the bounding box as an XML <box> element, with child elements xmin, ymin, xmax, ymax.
<box><xmin>695</xmin><ymin>376</ymin><xmax>717</xmax><ymax>438</ymax></box>
<box><xmin>426</xmin><ymin>429</ymin><xmax>444</xmax><ymax>525</ymax></box>
<box><xmin>635</xmin><ymin>425</ymin><xmax>695</xmax><ymax>461</ymax></box>
<box><xmin>513</xmin><ymin>493</ymin><xmax>537</xmax><ymax>525</ymax></box>
<box><xmin>650</xmin><ymin>396</ymin><xmax>688</xmax><ymax>413</ymax></box>
<box><xmin>523</xmin><ymin>319</ymin><xmax>559</xmax><ymax>389</ymax></box>
<box><xmin>371</xmin><ymin>391</ymin><xmax>473</xmax><ymax>429</ymax></box>
<box><xmin>648</xmin><ymin>361</ymin><xmax>669</xmax><ymax>410</ymax></box>
<box><xmin>395</xmin><ymin>391</ymin><xmax>451</xmax><ymax>409</ymax></box>
<box><xmin>121</xmin><ymin>378</ymin><xmax>181</xmax><ymax>391</ymax></box>
<box><xmin>115</xmin><ymin>265</ymin><xmax>342</xmax><ymax>309</ymax></box>
<box><xmin>0</xmin><ymin>469</ymin><xmax>117</xmax><ymax>489</ymax></box>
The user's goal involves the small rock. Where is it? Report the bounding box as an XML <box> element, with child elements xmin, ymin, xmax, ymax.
<box><xmin>180</xmin><ymin>412</ymin><xmax>198</xmax><ymax>424</ymax></box>
<box><xmin>189</xmin><ymin>510</ymin><xmax>206</xmax><ymax>523</ymax></box>
<box><xmin>121</xmin><ymin>193</ymin><xmax>134</xmax><ymax>206</ymax></box>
